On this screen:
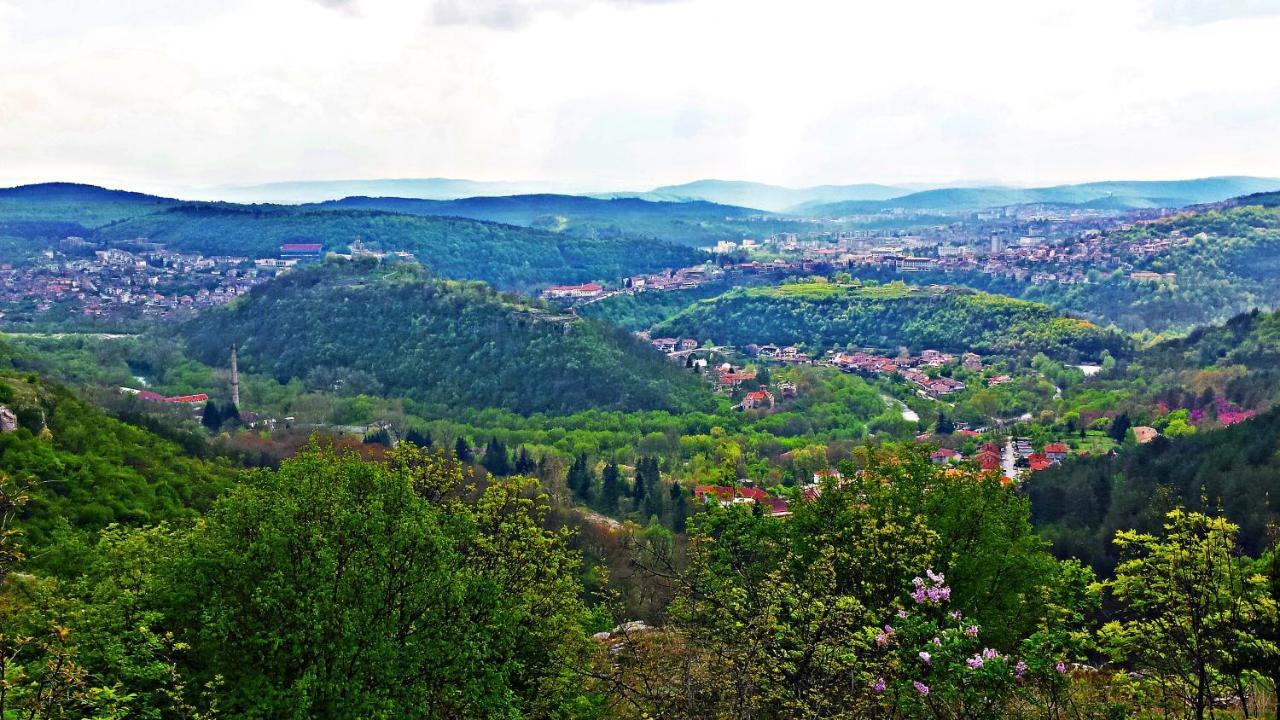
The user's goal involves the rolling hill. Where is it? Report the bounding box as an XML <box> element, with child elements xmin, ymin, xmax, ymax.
<box><xmin>653</xmin><ymin>281</ymin><xmax>1129</xmax><ymax>360</ymax></box>
<box><xmin>308</xmin><ymin>193</ymin><xmax>811</xmax><ymax>246</ymax></box>
<box><xmin>795</xmin><ymin>176</ymin><xmax>1280</xmax><ymax>216</ymax></box>
<box><xmin>0</xmin><ymin>359</ymin><xmax>234</xmax><ymax>552</ymax></box>
<box><xmin>624</xmin><ymin>179</ymin><xmax>910</xmax><ymax>212</ymax></box>
<box><xmin>180</xmin><ymin>262</ymin><xmax>714</xmax><ymax>416</ymax></box>
<box><xmin>0</xmin><ymin>185</ymin><xmax>705</xmax><ymax>288</ymax></box>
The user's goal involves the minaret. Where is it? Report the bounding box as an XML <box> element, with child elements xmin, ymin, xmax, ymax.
<box><xmin>230</xmin><ymin>344</ymin><xmax>241</xmax><ymax>408</ymax></box>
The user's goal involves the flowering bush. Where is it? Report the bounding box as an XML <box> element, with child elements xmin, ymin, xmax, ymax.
<box><xmin>864</xmin><ymin>570</ymin><xmax>1072</xmax><ymax>719</ymax></box>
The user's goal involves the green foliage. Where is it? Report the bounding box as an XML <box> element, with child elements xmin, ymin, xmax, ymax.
<box><xmin>181</xmin><ymin>263</ymin><xmax>713</xmax><ymax>415</ymax></box>
<box><xmin>0</xmin><ymin>372</ymin><xmax>234</xmax><ymax>556</ymax></box>
<box><xmin>1029</xmin><ymin>405</ymin><xmax>1280</xmax><ymax>573</ymax></box>
<box><xmin>90</xmin><ymin>204</ymin><xmax>701</xmax><ymax>289</ymax></box>
<box><xmin>655</xmin><ymin>282</ymin><xmax>1128</xmax><ymax>360</ymax></box>
<box><xmin>1100</xmin><ymin>510</ymin><xmax>1273</xmax><ymax>719</ymax></box>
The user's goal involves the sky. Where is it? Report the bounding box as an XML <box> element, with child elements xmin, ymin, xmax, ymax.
<box><xmin>1</xmin><ymin>0</ymin><xmax>1278</xmax><ymax>194</ymax></box>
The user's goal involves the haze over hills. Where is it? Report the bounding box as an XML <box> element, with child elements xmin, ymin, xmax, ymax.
<box><xmin>795</xmin><ymin>176</ymin><xmax>1280</xmax><ymax>216</ymax></box>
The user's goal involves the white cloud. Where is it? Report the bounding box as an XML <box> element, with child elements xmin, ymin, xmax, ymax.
<box><xmin>0</xmin><ymin>0</ymin><xmax>1277</xmax><ymax>192</ymax></box>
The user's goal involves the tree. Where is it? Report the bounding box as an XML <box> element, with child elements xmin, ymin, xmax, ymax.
<box><xmin>514</xmin><ymin>446</ymin><xmax>535</xmax><ymax>475</ymax></box>
<box><xmin>1101</xmin><ymin>509</ymin><xmax>1268</xmax><ymax>719</ymax></box>
<box><xmin>403</xmin><ymin>428</ymin><xmax>431</xmax><ymax>448</ymax></box>
<box><xmin>935</xmin><ymin>410</ymin><xmax>955</xmax><ymax>435</ymax></box>
<box><xmin>1108</xmin><ymin>413</ymin><xmax>1131</xmax><ymax>444</ymax></box>
<box><xmin>482</xmin><ymin>437</ymin><xmax>512</xmax><ymax>476</ymax></box>
<box><xmin>567</xmin><ymin>454</ymin><xmax>594</xmax><ymax>502</ymax></box>
<box><xmin>600</xmin><ymin>462</ymin><xmax>622</xmax><ymax>514</ymax></box>
<box><xmin>200</xmin><ymin>400</ymin><xmax>222</xmax><ymax>432</ymax></box>
<box><xmin>668</xmin><ymin>481</ymin><xmax>688</xmax><ymax>533</ymax></box>
<box><xmin>453</xmin><ymin>436</ymin><xmax>473</xmax><ymax>463</ymax></box>
<box><xmin>164</xmin><ymin>444</ymin><xmax>594</xmax><ymax>716</ymax></box>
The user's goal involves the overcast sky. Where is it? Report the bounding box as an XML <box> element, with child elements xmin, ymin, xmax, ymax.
<box><xmin>1</xmin><ymin>0</ymin><xmax>1278</xmax><ymax>194</ymax></box>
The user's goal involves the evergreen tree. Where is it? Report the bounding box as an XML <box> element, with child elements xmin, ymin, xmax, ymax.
<box><xmin>567</xmin><ymin>454</ymin><xmax>594</xmax><ymax>502</ymax></box>
<box><xmin>600</xmin><ymin>462</ymin><xmax>621</xmax><ymax>514</ymax></box>
<box><xmin>641</xmin><ymin>458</ymin><xmax>663</xmax><ymax>519</ymax></box>
<box><xmin>221</xmin><ymin>402</ymin><xmax>240</xmax><ymax>426</ymax></box>
<box><xmin>669</xmin><ymin>480</ymin><xmax>688</xmax><ymax>533</ymax></box>
<box><xmin>482</xmin><ymin>437</ymin><xmax>512</xmax><ymax>476</ymax></box>
<box><xmin>201</xmin><ymin>400</ymin><xmax>222</xmax><ymax>432</ymax></box>
<box><xmin>935</xmin><ymin>411</ymin><xmax>955</xmax><ymax>435</ymax></box>
<box><xmin>1109</xmin><ymin>412</ymin><xmax>1132</xmax><ymax>444</ymax></box>
<box><xmin>514</xmin><ymin>446</ymin><xmax>535</xmax><ymax>475</ymax></box>
<box><xmin>404</xmin><ymin>428</ymin><xmax>431</xmax><ymax>448</ymax></box>
<box><xmin>454</xmin><ymin>436</ymin><xmax>474</xmax><ymax>463</ymax></box>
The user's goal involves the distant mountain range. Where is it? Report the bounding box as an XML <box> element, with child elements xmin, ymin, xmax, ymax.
<box><xmin>794</xmin><ymin>177</ymin><xmax>1280</xmax><ymax>216</ymax></box>
<box><xmin>199</xmin><ymin>175</ymin><xmax>1280</xmax><ymax>214</ymax></box>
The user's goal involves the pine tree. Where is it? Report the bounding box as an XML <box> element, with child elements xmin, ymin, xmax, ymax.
<box><xmin>454</xmin><ymin>436</ymin><xmax>474</xmax><ymax>463</ymax></box>
<box><xmin>601</xmin><ymin>462</ymin><xmax>621</xmax><ymax>513</ymax></box>
<box><xmin>935</xmin><ymin>411</ymin><xmax>955</xmax><ymax>435</ymax></box>
<box><xmin>669</xmin><ymin>481</ymin><xmax>688</xmax><ymax>533</ymax></box>
<box><xmin>567</xmin><ymin>454</ymin><xmax>594</xmax><ymax>502</ymax></box>
<box><xmin>514</xmin><ymin>446</ymin><xmax>535</xmax><ymax>475</ymax></box>
<box><xmin>221</xmin><ymin>402</ymin><xmax>241</xmax><ymax>426</ymax></box>
<box><xmin>1109</xmin><ymin>412</ymin><xmax>1132</xmax><ymax>444</ymax></box>
<box><xmin>483</xmin><ymin>437</ymin><xmax>511</xmax><ymax>476</ymax></box>
<box><xmin>404</xmin><ymin>428</ymin><xmax>431</xmax><ymax>448</ymax></box>
<box><xmin>201</xmin><ymin>400</ymin><xmax>222</xmax><ymax>432</ymax></box>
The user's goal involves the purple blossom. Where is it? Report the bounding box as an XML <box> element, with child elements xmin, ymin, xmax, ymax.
<box><xmin>932</xmin><ymin>636</ymin><xmax>942</xmax><ymax>646</ymax></box>
<box><xmin>919</xmin><ymin>651</ymin><xmax>932</xmax><ymax>665</ymax></box>
<box><xmin>964</xmin><ymin>625</ymin><xmax>979</xmax><ymax>637</ymax></box>
<box><xmin>897</xmin><ymin>609</ymin><xmax>908</xmax><ymax>619</ymax></box>
<box><xmin>1056</xmin><ymin>661</ymin><xmax>1067</xmax><ymax>674</ymax></box>
<box><xmin>949</xmin><ymin>610</ymin><xmax>962</xmax><ymax>621</ymax></box>
<box><xmin>1015</xmin><ymin>660</ymin><xmax>1028</xmax><ymax>679</ymax></box>
<box><xmin>875</xmin><ymin>632</ymin><xmax>891</xmax><ymax>647</ymax></box>
<box><xmin>982</xmin><ymin>648</ymin><xmax>1000</xmax><ymax>660</ymax></box>
<box><xmin>872</xmin><ymin>677</ymin><xmax>886</xmax><ymax>693</ymax></box>
<box><xmin>967</xmin><ymin>655</ymin><xmax>984</xmax><ymax>669</ymax></box>
<box><xmin>913</xmin><ymin>681</ymin><xmax>930</xmax><ymax>696</ymax></box>
<box><xmin>927</xmin><ymin>569</ymin><xmax>945</xmax><ymax>584</ymax></box>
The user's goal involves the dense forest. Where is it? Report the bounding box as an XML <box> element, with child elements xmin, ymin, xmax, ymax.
<box><xmin>655</xmin><ymin>281</ymin><xmax>1128</xmax><ymax>360</ymax></box>
<box><xmin>0</xmin><ymin>183</ymin><xmax>705</xmax><ymax>289</ymax></box>
<box><xmin>0</xmin><ymin>364</ymin><xmax>234</xmax><ymax>554</ymax></box>
<box><xmin>1028</xmin><ymin>404</ymin><xmax>1280</xmax><ymax>574</ymax></box>
<box><xmin>180</xmin><ymin>261</ymin><xmax>714</xmax><ymax>415</ymax></box>
<box><xmin>311</xmin><ymin>194</ymin><xmax>813</xmax><ymax>246</ymax></box>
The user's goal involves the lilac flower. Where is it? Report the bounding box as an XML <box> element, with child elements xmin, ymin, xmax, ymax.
<box><xmin>875</xmin><ymin>632</ymin><xmax>890</xmax><ymax>647</ymax></box>
<box><xmin>919</xmin><ymin>651</ymin><xmax>932</xmax><ymax>665</ymax></box>
<box><xmin>982</xmin><ymin>648</ymin><xmax>1000</xmax><ymax>660</ymax></box>
<box><xmin>913</xmin><ymin>576</ymin><xmax>925</xmax><ymax>588</ymax></box>
<box><xmin>949</xmin><ymin>610</ymin><xmax>963</xmax><ymax>621</ymax></box>
<box><xmin>927</xmin><ymin>569</ymin><xmax>945</xmax><ymax>584</ymax></box>
<box><xmin>932</xmin><ymin>636</ymin><xmax>942</xmax><ymax>646</ymax></box>
<box><xmin>964</xmin><ymin>625</ymin><xmax>979</xmax><ymax>637</ymax></box>
<box><xmin>913</xmin><ymin>681</ymin><xmax>930</xmax><ymax>696</ymax></box>
<box><xmin>1056</xmin><ymin>661</ymin><xmax>1067</xmax><ymax>674</ymax></box>
<box><xmin>872</xmin><ymin>677</ymin><xmax>886</xmax><ymax>693</ymax></box>
<box><xmin>967</xmin><ymin>655</ymin><xmax>984</xmax><ymax>669</ymax></box>
<box><xmin>1014</xmin><ymin>660</ymin><xmax>1028</xmax><ymax>679</ymax></box>
<box><xmin>897</xmin><ymin>609</ymin><xmax>909</xmax><ymax>619</ymax></box>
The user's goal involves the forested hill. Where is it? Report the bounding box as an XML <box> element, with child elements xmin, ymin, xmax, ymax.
<box><xmin>0</xmin><ymin>364</ymin><xmax>234</xmax><ymax>555</ymax></box>
<box><xmin>0</xmin><ymin>184</ymin><xmax>705</xmax><ymax>288</ymax></box>
<box><xmin>90</xmin><ymin>204</ymin><xmax>702</xmax><ymax>288</ymax></box>
<box><xmin>653</xmin><ymin>281</ymin><xmax>1129</xmax><ymax>360</ymax></box>
<box><xmin>309</xmin><ymin>194</ymin><xmax>808</xmax><ymax>246</ymax></box>
<box><xmin>1029</xmin><ymin>405</ymin><xmax>1280</xmax><ymax>575</ymax></box>
<box><xmin>180</xmin><ymin>262</ymin><xmax>714</xmax><ymax>415</ymax></box>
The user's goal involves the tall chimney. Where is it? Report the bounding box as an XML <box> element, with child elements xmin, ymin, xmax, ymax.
<box><xmin>230</xmin><ymin>344</ymin><xmax>241</xmax><ymax>408</ymax></box>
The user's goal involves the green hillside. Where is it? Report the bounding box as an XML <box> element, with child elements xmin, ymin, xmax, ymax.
<box><xmin>797</xmin><ymin>176</ymin><xmax>1280</xmax><ymax>215</ymax></box>
<box><xmin>180</xmin><ymin>261</ymin><xmax>713</xmax><ymax>415</ymax></box>
<box><xmin>0</xmin><ymin>363</ymin><xmax>234</xmax><ymax>552</ymax></box>
<box><xmin>92</xmin><ymin>204</ymin><xmax>701</xmax><ymax>288</ymax></box>
<box><xmin>311</xmin><ymin>193</ymin><xmax>810</xmax><ymax>246</ymax></box>
<box><xmin>654</xmin><ymin>281</ymin><xmax>1128</xmax><ymax>359</ymax></box>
